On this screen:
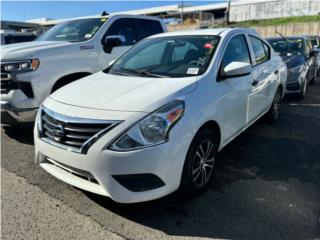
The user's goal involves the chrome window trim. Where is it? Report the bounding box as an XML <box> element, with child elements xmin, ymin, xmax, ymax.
<box><xmin>39</xmin><ymin>106</ymin><xmax>123</xmax><ymax>154</ymax></box>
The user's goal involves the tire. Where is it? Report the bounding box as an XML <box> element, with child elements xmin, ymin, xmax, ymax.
<box><xmin>179</xmin><ymin>128</ymin><xmax>218</xmax><ymax>196</ymax></box>
<box><xmin>296</xmin><ymin>78</ymin><xmax>307</xmax><ymax>100</ymax></box>
<box><xmin>265</xmin><ymin>87</ymin><xmax>281</xmax><ymax>124</ymax></box>
<box><xmin>309</xmin><ymin>69</ymin><xmax>317</xmax><ymax>85</ymax></box>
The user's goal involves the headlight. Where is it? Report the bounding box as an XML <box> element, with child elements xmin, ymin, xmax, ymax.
<box><xmin>109</xmin><ymin>100</ymin><xmax>185</xmax><ymax>151</ymax></box>
<box><xmin>289</xmin><ymin>64</ymin><xmax>304</xmax><ymax>74</ymax></box>
<box><xmin>3</xmin><ymin>59</ymin><xmax>40</xmax><ymax>72</ymax></box>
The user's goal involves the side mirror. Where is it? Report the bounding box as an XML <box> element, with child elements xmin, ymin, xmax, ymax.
<box><xmin>103</xmin><ymin>35</ymin><xmax>126</xmax><ymax>54</ymax></box>
<box><xmin>221</xmin><ymin>62</ymin><xmax>251</xmax><ymax>79</ymax></box>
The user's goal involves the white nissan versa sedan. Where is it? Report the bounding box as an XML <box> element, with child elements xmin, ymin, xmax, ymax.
<box><xmin>34</xmin><ymin>28</ymin><xmax>287</xmax><ymax>203</ymax></box>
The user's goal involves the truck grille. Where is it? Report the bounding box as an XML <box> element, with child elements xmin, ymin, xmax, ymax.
<box><xmin>40</xmin><ymin>108</ymin><xmax>121</xmax><ymax>154</ymax></box>
<box><xmin>1</xmin><ymin>65</ymin><xmax>33</xmax><ymax>97</ymax></box>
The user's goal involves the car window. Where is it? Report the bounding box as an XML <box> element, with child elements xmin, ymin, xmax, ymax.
<box><xmin>4</xmin><ymin>35</ymin><xmax>36</xmax><ymax>44</ymax></box>
<box><xmin>108</xmin><ymin>35</ymin><xmax>220</xmax><ymax>78</ymax></box>
<box><xmin>249</xmin><ymin>36</ymin><xmax>269</xmax><ymax>65</ymax></box>
<box><xmin>133</xmin><ymin>19</ymin><xmax>163</xmax><ymax>41</ymax></box>
<box><xmin>106</xmin><ymin>18</ymin><xmax>137</xmax><ymax>45</ymax></box>
<box><xmin>171</xmin><ymin>41</ymin><xmax>198</xmax><ymax>62</ymax></box>
<box><xmin>124</xmin><ymin>40</ymin><xmax>167</xmax><ymax>69</ymax></box>
<box><xmin>221</xmin><ymin>34</ymin><xmax>251</xmax><ymax>70</ymax></box>
<box><xmin>37</xmin><ymin>18</ymin><xmax>106</xmax><ymax>42</ymax></box>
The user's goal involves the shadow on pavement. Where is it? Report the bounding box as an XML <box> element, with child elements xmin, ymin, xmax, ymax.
<box><xmin>1</xmin><ymin>124</ymin><xmax>34</xmax><ymax>145</ymax></box>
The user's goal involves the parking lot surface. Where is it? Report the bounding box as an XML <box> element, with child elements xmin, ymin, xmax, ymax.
<box><xmin>1</xmin><ymin>81</ymin><xmax>320</xmax><ymax>240</ymax></box>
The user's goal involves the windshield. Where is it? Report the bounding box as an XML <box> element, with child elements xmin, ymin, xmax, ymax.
<box><xmin>267</xmin><ymin>38</ymin><xmax>304</xmax><ymax>56</ymax></box>
<box><xmin>107</xmin><ymin>35</ymin><xmax>220</xmax><ymax>78</ymax></box>
<box><xmin>37</xmin><ymin>18</ymin><xmax>107</xmax><ymax>42</ymax></box>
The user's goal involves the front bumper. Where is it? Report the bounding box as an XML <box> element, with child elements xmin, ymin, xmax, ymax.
<box><xmin>285</xmin><ymin>71</ymin><xmax>303</xmax><ymax>94</ymax></box>
<box><xmin>34</xmin><ymin>100</ymin><xmax>191</xmax><ymax>203</ymax></box>
<box><xmin>1</xmin><ymin>100</ymin><xmax>37</xmax><ymax>124</ymax></box>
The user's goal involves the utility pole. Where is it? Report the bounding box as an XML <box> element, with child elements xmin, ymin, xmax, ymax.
<box><xmin>180</xmin><ymin>0</ymin><xmax>184</xmax><ymax>29</ymax></box>
<box><xmin>225</xmin><ymin>0</ymin><xmax>231</xmax><ymax>26</ymax></box>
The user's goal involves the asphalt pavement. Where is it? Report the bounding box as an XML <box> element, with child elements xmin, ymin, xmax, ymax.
<box><xmin>1</xmin><ymin>80</ymin><xmax>320</xmax><ymax>240</ymax></box>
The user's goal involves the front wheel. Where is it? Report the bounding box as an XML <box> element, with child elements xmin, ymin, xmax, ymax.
<box><xmin>265</xmin><ymin>87</ymin><xmax>281</xmax><ymax>124</ymax></box>
<box><xmin>179</xmin><ymin>128</ymin><xmax>217</xmax><ymax>196</ymax></box>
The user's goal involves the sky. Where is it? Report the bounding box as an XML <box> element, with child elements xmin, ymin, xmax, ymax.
<box><xmin>1</xmin><ymin>1</ymin><xmax>225</xmax><ymax>22</ymax></box>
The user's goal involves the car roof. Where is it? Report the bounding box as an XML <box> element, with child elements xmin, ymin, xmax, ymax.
<box><xmin>148</xmin><ymin>27</ymin><xmax>257</xmax><ymax>38</ymax></box>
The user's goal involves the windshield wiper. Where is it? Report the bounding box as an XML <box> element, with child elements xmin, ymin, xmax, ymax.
<box><xmin>136</xmin><ymin>69</ymin><xmax>169</xmax><ymax>78</ymax></box>
<box><xmin>120</xmin><ymin>68</ymin><xmax>169</xmax><ymax>78</ymax></box>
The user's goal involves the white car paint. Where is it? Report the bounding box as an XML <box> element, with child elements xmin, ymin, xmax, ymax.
<box><xmin>34</xmin><ymin>28</ymin><xmax>287</xmax><ymax>203</ymax></box>
<box><xmin>0</xmin><ymin>15</ymin><xmax>166</xmax><ymax>123</ymax></box>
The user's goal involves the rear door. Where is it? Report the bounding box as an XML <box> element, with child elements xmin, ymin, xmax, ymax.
<box><xmin>247</xmin><ymin>35</ymin><xmax>274</xmax><ymax>124</ymax></box>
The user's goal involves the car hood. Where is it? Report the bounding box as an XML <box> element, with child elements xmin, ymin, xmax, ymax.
<box><xmin>1</xmin><ymin>41</ymin><xmax>73</xmax><ymax>60</ymax></box>
<box><xmin>280</xmin><ymin>55</ymin><xmax>305</xmax><ymax>70</ymax></box>
<box><xmin>50</xmin><ymin>72</ymin><xmax>198</xmax><ymax>113</ymax></box>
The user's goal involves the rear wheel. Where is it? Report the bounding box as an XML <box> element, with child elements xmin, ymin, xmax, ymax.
<box><xmin>180</xmin><ymin>128</ymin><xmax>217</xmax><ymax>195</ymax></box>
<box><xmin>265</xmin><ymin>87</ymin><xmax>281</xmax><ymax>124</ymax></box>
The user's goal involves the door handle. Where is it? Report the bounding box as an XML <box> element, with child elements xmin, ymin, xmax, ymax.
<box><xmin>252</xmin><ymin>80</ymin><xmax>259</xmax><ymax>86</ymax></box>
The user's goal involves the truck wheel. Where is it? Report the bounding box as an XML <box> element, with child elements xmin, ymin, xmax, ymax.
<box><xmin>179</xmin><ymin>128</ymin><xmax>217</xmax><ymax>196</ymax></box>
<box><xmin>265</xmin><ymin>87</ymin><xmax>281</xmax><ymax>124</ymax></box>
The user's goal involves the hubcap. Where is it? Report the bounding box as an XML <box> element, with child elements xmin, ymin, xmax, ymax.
<box><xmin>192</xmin><ymin>139</ymin><xmax>215</xmax><ymax>188</ymax></box>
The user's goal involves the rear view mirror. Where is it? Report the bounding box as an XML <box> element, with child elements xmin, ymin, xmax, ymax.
<box><xmin>221</xmin><ymin>62</ymin><xmax>251</xmax><ymax>79</ymax></box>
<box><xmin>103</xmin><ymin>35</ymin><xmax>126</xmax><ymax>54</ymax></box>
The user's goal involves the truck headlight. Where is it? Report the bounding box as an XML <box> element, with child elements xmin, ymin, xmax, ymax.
<box><xmin>289</xmin><ymin>64</ymin><xmax>304</xmax><ymax>74</ymax></box>
<box><xmin>3</xmin><ymin>59</ymin><xmax>40</xmax><ymax>72</ymax></box>
<box><xmin>108</xmin><ymin>100</ymin><xmax>185</xmax><ymax>151</ymax></box>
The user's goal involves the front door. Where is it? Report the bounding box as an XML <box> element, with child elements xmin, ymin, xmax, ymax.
<box><xmin>98</xmin><ymin>18</ymin><xmax>137</xmax><ymax>68</ymax></box>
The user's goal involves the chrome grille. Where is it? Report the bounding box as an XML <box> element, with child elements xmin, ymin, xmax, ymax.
<box><xmin>40</xmin><ymin>108</ymin><xmax>121</xmax><ymax>154</ymax></box>
<box><xmin>1</xmin><ymin>66</ymin><xmax>13</xmax><ymax>94</ymax></box>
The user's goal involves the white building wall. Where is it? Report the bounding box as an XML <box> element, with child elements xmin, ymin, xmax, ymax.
<box><xmin>229</xmin><ymin>0</ymin><xmax>320</xmax><ymax>22</ymax></box>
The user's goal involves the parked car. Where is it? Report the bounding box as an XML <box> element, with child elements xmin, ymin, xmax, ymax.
<box><xmin>34</xmin><ymin>28</ymin><xmax>286</xmax><ymax>203</ymax></box>
<box><xmin>1</xmin><ymin>30</ymin><xmax>37</xmax><ymax>45</ymax></box>
<box><xmin>267</xmin><ymin>36</ymin><xmax>318</xmax><ymax>98</ymax></box>
<box><xmin>309</xmin><ymin>35</ymin><xmax>320</xmax><ymax>76</ymax></box>
<box><xmin>1</xmin><ymin>15</ymin><xmax>166</xmax><ymax>124</ymax></box>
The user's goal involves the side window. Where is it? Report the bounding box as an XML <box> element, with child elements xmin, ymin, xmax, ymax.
<box><xmin>221</xmin><ymin>34</ymin><xmax>251</xmax><ymax>70</ymax></box>
<box><xmin>106</xmin><ymin>18</ymin><xmax>137</xmax><ymax>45</ymax></box>
<box><xmin>133</xmin><ymin>19</ymin><xmax>163</xmax><ymax>41</ymax></box>
<box><xmin>249</xmin><ymin>36</ymin><xmax>269</xmax><ymax>65</ymax></box>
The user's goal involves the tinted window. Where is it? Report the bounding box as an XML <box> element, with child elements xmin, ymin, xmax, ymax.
<box><xmin>221</xmin><ymin>35</ymin><xmax>251</xmax><ymax>69</ymax></box>
<box><xmin>267</xmin><ymin>38</ymin><xmax>304</xmax><ymax>56</ymax></box>
<box><xmin>106</xmin><ymin>19</ymin><xmax>137</xmax><ymax>45</ymax></box>
<box><xmin>4</xmin><ymin>35</ymin><xmax>36</xmax><ymax>44</ymax></box>
<box><xmin>249</xmin><ymin>36</ymin><xmax>269</xmax><ymax>65</ymax></box>
<box><xmin>133</xmin><ymin>19</ymin><xmax>163</xmax><ymax>41</ymax></box>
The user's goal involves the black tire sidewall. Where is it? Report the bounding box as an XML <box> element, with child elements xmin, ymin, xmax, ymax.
<box><xmin>179</xmin><ymin>128</ymin><xmax>217</xmax><ymax>195</ymax></box>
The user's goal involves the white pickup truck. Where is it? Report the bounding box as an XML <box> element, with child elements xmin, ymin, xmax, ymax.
<box><xmin>1</xmin><ymin>14</ymin><xmax>167</xmax><ymax>124</ymax></box>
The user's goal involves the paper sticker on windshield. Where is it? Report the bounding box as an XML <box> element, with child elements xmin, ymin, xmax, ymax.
<box><xmin>187</xmin><ymin>68</ymin><xmax>199</xmax><ymax>75</ymax></box>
